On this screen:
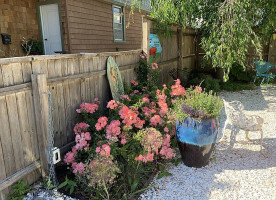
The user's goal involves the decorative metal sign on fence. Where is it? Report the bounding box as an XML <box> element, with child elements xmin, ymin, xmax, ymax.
<box><xmin>107</xmin><ymin>56</ymin><xmax>125</xmax><ymax>101</ymax></box>
<box><xmin>149</xmin><ymin>34</ymin><xmax>162</xmax><ymax>63</ymax></box>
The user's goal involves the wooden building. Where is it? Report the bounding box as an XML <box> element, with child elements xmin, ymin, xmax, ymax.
<box><xmin>0</xmin><ymin>0</ymin><xmax>150</xmax><ymax>57</ymax></box>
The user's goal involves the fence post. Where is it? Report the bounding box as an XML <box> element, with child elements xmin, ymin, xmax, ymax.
<box><xmin>142</xmin><ymin>16</ymin><xmax>150</xmax><ymax>56</ymax></box>
<box><xmin>31</xmin><ymin>74</ymin><xmax>49</xmax><ymax>176</ymax></box>
<box><xmin>177</xmin><ymin>27</ymin><xmax>184</xmax><ymax>81</ymax></box>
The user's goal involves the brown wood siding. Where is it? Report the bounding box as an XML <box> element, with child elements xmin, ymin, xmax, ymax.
<box><xmin>66</xmin><ymin>0</ymin><xmax>143</xmax><ymax>53</ymax></box>
<box><xmin>60</xmin><ymin>0</ymin><xmax>69</xmax><ymax>52</ymax></box>
<box><xmin>0</xmin><ymin>0</ymin><xmax>40</xmax><ymax>57</ymax></box>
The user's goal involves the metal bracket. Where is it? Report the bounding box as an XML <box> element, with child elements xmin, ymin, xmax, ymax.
<box><xmin>47</xmin><ymin>147</ymin><xmax>61</xmax><ymax>165</ymax></box>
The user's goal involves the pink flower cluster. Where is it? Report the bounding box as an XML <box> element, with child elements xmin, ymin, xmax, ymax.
<box><xmin>106</xmin><ymin>120</ymin><xmax>121</xmax><ymax>141</ymax></box>
<box><xmin>130</xmin><ymin>80</ymin><xmax>139</xmax><ymax>86</ymax></box>
<box><xmin>141</xmin><ymin>95</ymin><xmax>150</xmax><ymax>104</ymax></box>
<box><xmin>64</xmin><ymin>147</ymin><xmax>86</xmax><ymax>174</ymax></box>
<box><xmin>142</xmin><ymin>106</ymin><xmax>156</xmax><ymax>118</ymax></box>
<box><xmin>74</xmin><ymin>122</ymin><xmax>89</xmax><ymax>134</ymax></box>
<box><xmin>150</xmin><ymin>115</ymin><xmax>163</xmax><ymax>126</ymax></box>
<box><xmin>119</xmin><ymin>106</ymin><xmax>138</xmax><ymax>127</ymax></box>
<box><xmin>130</xmin><ymin>90</ymin><xmax>139</xmax><ymax>96</ymax></box>
<box><xmin>157</xmin><ymin>92</ymin><xmax>169</xmax><ymax>116</ymax></box>
<box><xmin>152</xmin><ymin>63</ymin><xmax>158</xmax><ymax>70</ymax></box>
<box><xmin>160</xmin><ymin>134</ymin><xmax>175</xmax><ymax>159</ymax></box>
<box><xmin>135</xmin><ymin>152</ymin><xmax>154</xmax><ymax>163</ymax></box>
<box><xmin>194</xmin><ymin>86</ymin><xmax>202</xmax><ymax>94</ymax></box>
<box><xmin>140</xmin><ymin>52</ymin><xmax>147</xmax><ymax>60</ymax></box>
<box><xmin>64</xmin><ymin>150</ymin><xmax>76</xmax><ymax>164</ymax></box>
<box><xmin>171</xmin><ymin>79</ymin><xmax>186</xmax><ymax>96</ymax></box>
<box><xmin>73</xmin><ymin>122</ymin><xmax>91</xmax><ymax>150</ymax></box>
<box><xmin>120</xmin><ymin>95</ymin><xmax>131</xmax><ymax>102</ymax></box>
<box><xmin>96</xmin><ymin>144</ymin><xmax>111</xmax><ymax>157</ymax></box>
<box><xmin>107</xmin><ymin>100</ymin><xmax>118</xmax><ymax>109</ymax></box>
<box><xmin>121</xmin><ymin>137</ymin><xmax>127</xmax><ymax>145</ymax></box>
<box><xmin>72</xmin><ymin>162</ymin><xmax>85</xmax><ymax>174</ymax></box>
<box><xmin>76</xmin><ymin>102</ymin><xmax>99</xmax><ymax>114</ymax></box>
<box><xmin>95</xmin><ymin>116</ymin><xmax>108</xmax><ymax>131</ymax></box>
<box><xmin>75</xmin><ymin>132</ymin><xmax>91</xmax><ymax>150</ymax></box>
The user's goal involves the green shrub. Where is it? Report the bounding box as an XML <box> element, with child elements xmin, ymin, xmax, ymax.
<box><xmin>228</xmin><ymin>63</ymin><xmax>255</xmax><ymax>83</ymax></box>
<box><xmin>189</xmin><ymin>73</ymin><xmax>221</xmax><ymax>92</ymax></box>
<box><xmin>221</xmin><ymin>81</ymin><xmax>255</xmax><ymax>91</ymax></box>
<box><xmin>21</xmin><ymin>39</ymin><xmax>43</xmax><ymax>55</ymax></box>
<box><xmin>8</xmin><ymin>180</ymin><xmax>30</xmax><ymax>200</ymax></box>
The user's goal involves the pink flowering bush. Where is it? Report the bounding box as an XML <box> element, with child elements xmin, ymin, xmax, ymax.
<box><xmin>62</xmin><ymin>78</ymin><xmax>190</xmax><ymax>199</ymax></box>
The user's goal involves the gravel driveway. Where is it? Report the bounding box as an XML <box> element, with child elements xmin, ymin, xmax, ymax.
<box><xmin>140</xmin><ymin>87</ymin><xmax>276</xmax><ymax>200</ymax></box>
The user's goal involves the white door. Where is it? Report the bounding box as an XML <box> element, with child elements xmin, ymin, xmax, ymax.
<box><xmin>40</xmin><ymin>4</ymin><xmax>62</xmax><ymax>55</ymax></box>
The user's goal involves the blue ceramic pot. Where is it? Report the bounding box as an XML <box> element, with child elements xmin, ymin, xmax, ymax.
<box><xmin>176</xmin><ymin>117</ymin><xmax>219</xmax><ymax>168</ymax></box>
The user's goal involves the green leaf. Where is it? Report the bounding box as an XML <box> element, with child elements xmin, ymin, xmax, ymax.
<box><xmin>175</xmin><ymin>158</ymin><xmax>182</xmax><ymax>166</ymax></box>
<box><xmin>69</xmin><ymin>186</ymin><xmax>75</xmax><ymax>195</ymax></box>
<box><xmin>159</xmin><ymin>165</ymin><xmax>165</xmax><ymax>172</ymax></box>
<box><xmin>210</xmin><ymin>157</ymin><xmax>216</xmax><ymax>163</ymax></box>
<box><xmin>131</xmin><ymin>178</ymin><xmax>139</xmax><ymax>192</ymax></box>
<box><xmin>57</xmin><ymin>181</ymin><xmax>67</xmax><ymax>189</ymax></box>
<box><xmin>157</xmin><ymin>171</ymin><xmax>172</xmax><ymax>179</ymax></box>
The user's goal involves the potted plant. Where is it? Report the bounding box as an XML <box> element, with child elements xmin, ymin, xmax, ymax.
<box><xmin>172</xmin><ymin>83</ymin><xmax>224</xmax><ymax>168</ymax></box>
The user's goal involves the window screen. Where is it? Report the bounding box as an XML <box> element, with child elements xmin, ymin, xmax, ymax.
<box><xmin>113</xmin><ymin>6</ymin><xmax>124</xmax><ymax>41</ymax></box>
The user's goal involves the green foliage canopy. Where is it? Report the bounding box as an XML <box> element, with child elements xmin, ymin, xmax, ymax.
<box><xmin>134</xmin><ymin>0</ymin><xmax>276</xmax><ymax>81</ymax></box>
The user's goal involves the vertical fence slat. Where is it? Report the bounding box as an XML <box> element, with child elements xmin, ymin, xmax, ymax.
<box><xmin>16</xmin><ymin>92</ymin><xmax>33</xmax><ymax>166</ymax></box>
<box><xmin>25</xmin><ymin>89</ymin><xmax>42</xmax><ymax>183</ymax></box>
<box><xmin>50</xmin><ymin>84</ymin><xmax>60</xmax><ymax>147</ymax></box>
<box><xmin>16</xmin><ymin>91</ymin><xmax>36</xmax><ymax>185</ymax></box>
<box><xmin>21</xmin><ymin>62</ymin><xmax>32</xmax><ymax>83</ymax></box>
<box><xmin>0</xmin><ymin>136</ymin><xmax>7</xmax><ymax>182</ymax></box>
<box><xmin>93</xmin><ymin>57</ymin><xmax>101</xmax><ymax>103</ymax></box>
<box><xmin>1</xmin><ymin>64</ymin><xmax>13</xmax><ymax>87</ymax></box>
<box><xmin>31</xmin><ymin>74</ymin><xmax>49</xmax><ymax>176</ymax></box>
<box><xmin>88</xmin><ymin>58</ymin><xmax>95</xmax><ymax>103</ymax></box>
<box><xmin>67</xmin><ymin>59</ymin><xmax>77</xmax><ymax>142</ymax></box>
<box><xmin>57</xmin><ymin>84</ymin><xmax>67</xmax><ymax>146</ymax></box>
<box><xmin>6</xmin><ymin>94</ymin><xmax>25</xmax><ymax>171</ymax></box>
<box><xmin>62</xmin><ymin>59</ymin><xmax>72</xmax><ymax>144</ymax></box>
<box><xmin>0</xmin><ymin>122</ymin><xmax>9</xmax><ymax>200</ymax></box>
<box><xmin>0</xmin><ymin>96</ymin><xmax>16</xmax><ymax>177</ymax></box>
<box><xmin>71</xmin><ymin>58</ymin><xmax>81</xmax><ymax>137</ymax></box>
<box><xmin>11</xmin><ymin>63</ymin><xmax>23</xmax><ymax>84</ymax></box>
<box><xmin>0</xmin><ymin>68</ymin><xmax>3</xmax><ymax>88</ymax></box>
<box><xmin>25</xmin><ymin>90</ymin><xmax>39</xmax><ymax>162</ymax></box>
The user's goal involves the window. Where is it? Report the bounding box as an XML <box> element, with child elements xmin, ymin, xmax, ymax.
<box><xmin>113</xmin><ymin>5</ymin><xmax>125</xmax><ymax>42</ymax></box>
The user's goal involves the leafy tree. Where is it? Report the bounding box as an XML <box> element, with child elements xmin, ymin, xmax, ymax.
<box><xmin>133</xmin><ymin>0</ymin><xmax>276</xmax><ymax>81</ymax></box>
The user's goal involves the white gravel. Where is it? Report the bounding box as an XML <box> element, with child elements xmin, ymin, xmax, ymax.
<box><xmin>140</xmin><ymin>87</ymin><xmax>276</xmax><ymax>200</ymax></box>
<box><xmin>24</xmin><ymin>183</ymin><xmax>77</xmax><ymax>200</ymax></box>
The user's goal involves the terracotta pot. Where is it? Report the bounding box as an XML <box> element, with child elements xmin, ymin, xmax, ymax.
<box><xmin>176</xmin><ymin>117</ymin><xmax>219</xmax><ymax>168</ymax></box>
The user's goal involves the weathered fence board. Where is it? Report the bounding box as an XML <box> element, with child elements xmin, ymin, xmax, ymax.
<box><xmin>0</xmin><ymin>96</ymin><xmax>16</xmax><ymax>177</ymax></box>
<box><xmin>6</xmin><ymin>94</ymin><xmax>25</xmax><ymax>172</ymax></box>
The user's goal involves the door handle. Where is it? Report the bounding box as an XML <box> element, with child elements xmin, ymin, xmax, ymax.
<box><xmin>45</xmin><ymin>38</ymin><xmax>48</xmax><ymax>41</ymax></box>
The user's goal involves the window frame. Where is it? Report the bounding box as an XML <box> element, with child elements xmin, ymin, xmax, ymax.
<box><xmin>112</xmin><ymin>4</ymin><xmax>125</xmax><ymax>42</ymax></box>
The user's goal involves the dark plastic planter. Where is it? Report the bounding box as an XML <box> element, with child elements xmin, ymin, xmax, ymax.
<box><xmin>176</xmin><ymin>117</ymin><xmax>219</xmax><ymax>168</ymax></box>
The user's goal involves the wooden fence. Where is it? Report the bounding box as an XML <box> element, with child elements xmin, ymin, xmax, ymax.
<box><xmin>143</xmin><ymin>17</ymin><xmax>198</xmax><ymax>85</ymax></box>
<box><xmin>144</xmin><ymin>17</ymin><xmax>275</xmax><ymax>82</ymax></box>
<box><xmin>0</xmin><ymin>49</ymin><xmax>176</xmax><ymax>199</ymax></box>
